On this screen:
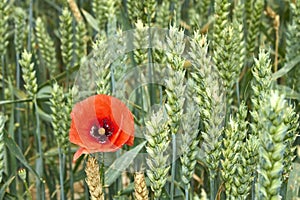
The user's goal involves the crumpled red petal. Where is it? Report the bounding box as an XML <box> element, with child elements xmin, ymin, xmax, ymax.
<box><xmin>73</xmin><ymin>147</ymin><xmax>87</xmax><ymax>162</ymax></box>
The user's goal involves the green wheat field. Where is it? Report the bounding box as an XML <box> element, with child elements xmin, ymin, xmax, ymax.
<box><xmin>0</xmin><ymin>0</ymin><xmax>300</xmax><ymax>199</ymax></box>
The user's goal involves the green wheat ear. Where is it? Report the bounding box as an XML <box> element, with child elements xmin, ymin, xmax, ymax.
<box><xmin>0</xmin><ymin>0</ymin><xmax>9</xmax><ymax>56</ymax></box>
<box><xmin>251</xmin><ymin>48</ymin><xmax>273</xmax><ymax>137</ymax></box>
<box><xmin>92</xmin><ymin>35</ymin><xmax>111</xmax><ymax>95</ymax></box>
<box><xmin>14</xmin><ymin>7</ymin><xmax>27</xmax><ymax>53</ymax></box>
<box><xmin>246</xmin><ymin>0</ymin><xmax>264</xmax><ymax>58</ymax></box>
<box><xmin>282</xmin><ymin>104</ymin><xmax>299</xmax><ymax>181</ymax></box>
<box><xmin>188</xmin><ymin>31</ymin><xmax>224</xmax><ymax>185</ymax></box>
<box><xmin>145</xmin><ymin>109</ymin><xmax>170</xmax><ymax>199</ymax></box>
<box><xmin>213</xmin><ymin>0</ymin><xmax>230</xmax><ymax>49</ymax></box>
<box><xmin>213</xmin><ymin>25</ymin><xmax>241</xmax><ymax>108</ymax></box>
<box><xmin>243</xmin><ymin>134</ymin><xmax>259</xmax><ymax>192</ymax></box>
<box><xmin>165</xmin><ymin>25</ymin><xmax>186</xmax><ymax>133</ymax></box>
<box><xmin>222</xmin><ymin>116</ymin><xmax>240</xmax><ymax>198</ymax></box>
<box><xmin>202</xmin><ymin>71</ymin><xmax>224</xmax><ymax>173</ymax></box>
<box><xmin>256</xmin><ymin>91</ymin><xmax>287</xmax><ymax>199</ymax></box>
<box><xmin>59</xmin><ymin>7</ymin><xmax>73</xmax><ymax>70</ymax></box>
<box><xmin>285</xmin><ymin>0</ymin><xmax>300</xmax><ymax>91</ymax></box>
<box><xmin>92</xmin><ymin>0</ymin><xmax>116</xmax><ymax>31</ymax></box>
<box><xmin>50</xmin><ymin>83</ymin><xmax>70</xmax><ymax>151</ymax></box>
<box><xmin>35</xmin><ymin>17</ymin><xmax>58</xmax><ymax>76</ymax></box>
<box><xmin>155</xmin><ymin>1</ymin><xmax>171</xmax><ymax>28</ymax></box>
<box><xmin>180</xmin><ymin>97</ymin><xmax>200</xmax><ymax>185</ymax></box>
<box><xmin>232</xmin><ymin>1</ymin><xmax>246</xmax><ymax>81</ymax></box>
<box><xmin>74</xmin><ymin>20</ymin><xmax>87</xmax><ymax>67</ymax></box>
<box><xmin>127</xmin><ymin>0</ymin><xmax>156</xmax><ymax>24</ymax></box>
<box><xmin>188</xmin><ymin>0</ymin><xmax>211</xmax><ymax>29</ymax></box>
<box><xmin>144</xmin><ymin>0</ymin><xmax>156</xmax><ymax>24</ymax></box>
<box><xmin>222</xmin><ymin>102</ymin><xmax>251</xmax><ymax>199</ymax></box>
<box><xmin>189</xmin><ymin>33</ymin><xmax>211</xmax><ymax>133</ymax></box>
<box><xmin>109</xmin><ymin>29</ymin><xmax>128</xmax><ymax>89</ymax></box>
<box><xmin>19</xmin><ymin>50</ymin><xmax>38</xmax><ymax>97</ymax></box>
<box><xmin>0</xmin><ymin>114</ymin><xmax>6</xmax><ymax>183</ymax></box>
<box><xmin>133</xmin><ymin>20</ymin><xmax>148</xmax><ymax>66</ymax></box>
<box><xmin>165</xmin><ymin>67</ymin><xmax>185</xmax><ymax>135</ymax></box>
<box><xmin>232</xmin><ymin>103</ymin><xmax>253</xmax><ymax>199</ymax></box>
<box><xmin>127</xmin><ymin>0</ymin><xmax>144</xmax><ymax>24</ymax></box>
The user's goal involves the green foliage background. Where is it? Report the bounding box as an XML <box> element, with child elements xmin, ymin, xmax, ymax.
<box><xmin>0</xmin><ymin>0</ymin><xmax>300</xmax><ymax>199</ymax></box>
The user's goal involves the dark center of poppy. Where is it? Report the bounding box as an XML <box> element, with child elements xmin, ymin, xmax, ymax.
<box><xmin>90</xmin><ymin>118</ymin><xmax>114</xmax><ymax>143</ymax></box>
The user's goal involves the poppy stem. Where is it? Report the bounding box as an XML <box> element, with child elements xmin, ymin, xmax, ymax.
<box><xmin>100</xmin><ymin>152</ymin><xmax>105</xmax><ymax>190</ymax></box>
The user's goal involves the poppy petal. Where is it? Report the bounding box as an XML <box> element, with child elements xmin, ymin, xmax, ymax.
<box><xmin>69</xmin><ymin>119</ymin><xmax>85</xmax><ymax>147</ymax></box>
<box><xmin>70</xmin><ymin>94</ymin><xmax>135</xmax><ymax>157</ymax></box>
<box><xmin>72</xmin><ymin>96</ymin><xmax>103</xmax><ymax>149</ymax></box>
<box><xmin>108</xmin><ymin>98</ymin><xmax>134</xmax><ymax>147</ymax></box>
<box><xmin>126</xmin><ymin>134</ymin><xmax>134</xmax><ymax>146</ymax></box>
<box><xmin>73</xmin><ymin>147</ymin><xmax>88</xmax><ymax>162</ymax></box>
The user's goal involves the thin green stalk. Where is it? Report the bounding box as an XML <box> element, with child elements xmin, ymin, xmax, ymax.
<box><xmin>84</xmin><ymin>176</ymin><xmax>89</xmax><ymax>200</ymax></box>
<box><xmin>66</xmin><ymin>67</ymin><xmax>70</xmax><ymax>89</ymax></box>
<box><xmin>102</xmin><ymin>153</ymin><xmax>105</xmax><ymax>198</ymax></box>
<box><xmin>58</xmin><ymin>147</ymin><xmax>65</xmax><ymax>200</ymax></box>
<box><xmin>34</xmin><ymin>99</ymin><xmax>44</xmax><ymax>200</ymax></box>
<box><xmin>147</xmin><ymin>27</ymin><xmax>155</xmax><ymax>106</ymax></box>
<box><xmin>6</xmin><ymin>98</ymin><xmax>17</xmax><ymax>195</ymax></box>
<box><xmin>0</xmin><ymin>97</ymin><xmax>51</xmax><ymax>105</ymax></box>
<box><xmin>27</xmin><ymin>0</ymin><xmax>33</xmax><ymax>52</ymax></box>
<box><xmin>252</xmin><ymin>178</ymin><xmax>256</xmax><ymax>200</ymax></box>
<box><xmin>116</xmin><ymin>151</ymin><xmax>121</xmax><ymax>192</ymax></box>
<box><xmin>280</xmin><ymin>181</ymin><xmax>287</xmax><ymax>199</ymax></box>
<box><xmin>99</xmin><ymin>152</ymin><xmax>105</xmax><ymax>193</ymax></box>
<box><xmin>1</xmin><ymin>56</ymin><xmax>5</xmax><ymax>112</ymax></box>
<box><xmin>18</xmin><ymin>169</ymin><xmax>33</xmax><ymax>200</ymax></box>
<box><xmin>68</xmin><ymin>146</ymin><xmax>74</xmax><ymax>200</ymax></box>
<box><xmin>15</xmin><ymin>51</ymin><xmax>24</xmax><ymax>195</ymax></box>
<box><xmin>24</xmin><ymin>180</ymin><xmax>33</xmax><ymax>200</ymax></box>
<box><xmin>16</xmin><ymin>52</ymin><xmax>22</xmax><ymax>152</ymax></box>
<box><xmin>170</xmin><ymin>133</ymin><xmax>176</xmax><ymax>200</ymax></box>
<box><xmin>185</xmin><ymin>185</ymin><xmax>189</xmax><ymax>200</ymax></box>
<box><xmin>38</xmin><ymin>64</ymin><xmax>79</xmax><ymax>89</ymax></box>
<box><xmin>210</xmin><ymin>172</ymin><xmax>215</xmax><ymax>200</ymax></box>
<box><xmin>236</xmin><ymin>79</ymin><xmax>240</xmax><ymax>106</ymax></box>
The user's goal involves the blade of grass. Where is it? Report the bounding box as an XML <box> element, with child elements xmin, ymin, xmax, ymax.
<box><xmin>0</xmin><ymin>175</ymin><xmax>15</xmax><ymax>199</ymax></box>
<box><xmin>104</xmin><ymin>141</ymin><xmax>146</xmax><ymax>186</ymax></box>
<box><xmin>3</xmin><ymin>132</ymin><xmax>39</xmax><ymax>178</ymax></box>
<box><xmin>7</xmin><ymin>79</ymin><xmax>17</xmax><ymax>194</ymax></box>
<box><xmin>272</xmin><ymin>55</ymin><xmax>300</xmax><ymax>80</ymax></box>
<box><xmin>81</xmin><ymin>9</ymin><xmax>99</xmax><ymax>32</ymax></box>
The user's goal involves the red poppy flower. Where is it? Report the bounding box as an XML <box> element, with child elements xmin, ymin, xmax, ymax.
<box><xmin>69</xmin><ymin>94</ymin><xmax>134</xmax><ymax>161</ymax></box>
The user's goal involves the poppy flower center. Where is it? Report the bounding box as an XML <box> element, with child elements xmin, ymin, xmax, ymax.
<box><xmin>90</xmin><ymin>118</ymin><xmax>114</xmax><ymax>143</ymax></box>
